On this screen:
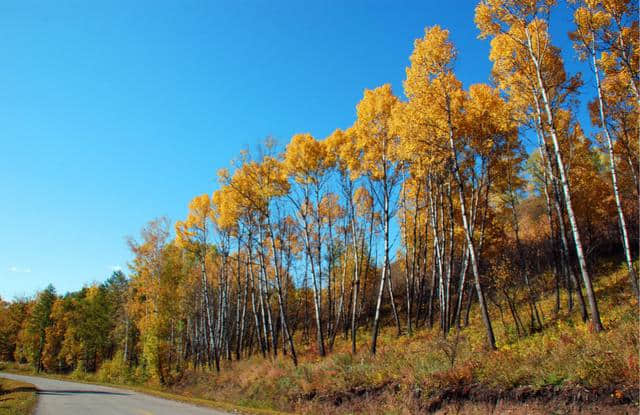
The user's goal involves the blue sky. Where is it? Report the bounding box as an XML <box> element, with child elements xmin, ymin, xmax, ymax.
<box><xmin>0</xmin><ymin>1</ymin><xmax>586</xmax><ymax>299</ymax></box>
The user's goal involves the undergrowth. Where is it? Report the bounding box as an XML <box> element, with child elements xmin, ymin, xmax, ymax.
<box><xmin>168</xmin><ymin>261</ymin><xmax>639</xmax><ymax>413</ymax></box>
<box><xmin>2</xmin><ymin>261</ymin><xmax>638</xmax><ymax>414</ymax></box>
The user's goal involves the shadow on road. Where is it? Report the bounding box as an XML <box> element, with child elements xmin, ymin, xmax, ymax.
<box><xmin>37</xmin><ymin>389</ymin><xmax>131</xmax><ymax>396</ymax></box>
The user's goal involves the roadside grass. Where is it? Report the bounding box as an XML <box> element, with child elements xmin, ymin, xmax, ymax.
<box><xmin>0</xmin><ymin>362</ymin><xmax>286</xmax><ymax>415</ymax></box>
<box><xmin>168</xmin><ymin>261</ymin><xmax>638</xmax><ymax>413</ymax></box>
<box><xmin>0</xmin><ymin>377</ymin><xmax>37</xmax><ymax>415</ymax></box>
<box><xmin>2</xmin><ymin>260</ymin><xmax>638</xmax><ymax>414</ymax></box>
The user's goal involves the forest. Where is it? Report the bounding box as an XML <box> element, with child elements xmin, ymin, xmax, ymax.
<box><xmin>1</xmin><ymin>0</ymin><xmax>638</xmax><ymax>413</ymax></box>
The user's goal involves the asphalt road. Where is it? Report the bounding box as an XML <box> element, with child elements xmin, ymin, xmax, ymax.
<box><xmin>0</xmin><ymin>373</ymin><xmax>231</xmax><ymax>415</ymax></box>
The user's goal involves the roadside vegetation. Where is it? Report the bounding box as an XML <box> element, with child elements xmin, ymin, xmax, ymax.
<box><xmin>2</xmin><ymin>262</ymin><xmax>637</xmax><ymax>413</ymax></box>
<box><xmin>0</xmin><ymin>377</ymin><xmax>37</xmax><ymax>415</ymax></box>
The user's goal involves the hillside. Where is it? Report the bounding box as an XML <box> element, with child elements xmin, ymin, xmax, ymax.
<box><xmin>137</xmin><ymin>261</ymin><xmax>640</xmax><ymax>414</ymax></box>
<box><xmin>3</xmin><ymin>261</ymin><xmax>637</xmax><ymax>414</ymax></box>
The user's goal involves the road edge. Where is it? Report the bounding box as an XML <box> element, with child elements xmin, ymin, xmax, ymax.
<box><xmin>0</xmin><ymin>370</ymin><xmax>288</xmax><ymax>415</ymax></box>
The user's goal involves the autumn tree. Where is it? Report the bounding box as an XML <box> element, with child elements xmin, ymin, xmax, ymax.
<box><xmin>0</xmin><ymin>297</ymin><xmax>29</xmax><ymax>362</ymax></box>
<box><xmin>219</xmin><ymin>145</ymin><xmax>298</xmax><ymax>366</ymax></box>
<box><xmin>351</xmin><ymin>84</ymin><xmax>403</xmax><ymax>354</ymax></box>
<box><xmin>283</xmin><ymin>133</ymin><xmax>332</xmax><ymax>356</ymax></box>
<box><xmin>128</xmin><ymin>218</ymin><xmax>187</xmax><ymax>383</ymax></box>
<box><xmin>326</xmin><ymin>128</ymin><xmax>377</xmax><ymax>353</ymax></box>
<box><xmin>176</xmin><ymin>194</ymin><xmax>220</xmax><ymax>371</ymax></box>
<box><xmin>398</xmin><ymin>25</ymin><xmax>498</xmax><ymax>348</ymax></box>
<box><xmin>570</xmin><ymin>0</ymin><xmax>639</xmax><ymax>299</ymax></box>
<box><xmin>476</xmin><ymin>0</ymin><xmax>604</xmax><ymax>331</ymax></box>
<box><xmin>29</xmin><ymin>284</ymin><xmax>56</xmax><ymax>372</ymax></box>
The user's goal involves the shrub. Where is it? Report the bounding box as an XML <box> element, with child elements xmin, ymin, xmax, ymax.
<box><xmin>96</xmin><ymin>351</ymin><xmax>131</xmax><ymax>384</ymax></box>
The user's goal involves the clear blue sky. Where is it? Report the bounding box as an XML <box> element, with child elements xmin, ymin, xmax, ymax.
<box><xmin>1</xmin><ymin>1</ymin><xmax>585</xmax><ymax>299</ymax></box>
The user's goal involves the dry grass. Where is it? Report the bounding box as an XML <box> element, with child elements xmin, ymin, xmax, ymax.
<box><xmin>159</xmin><ymin>261</ymin><xmax>639</xmax><ymax>413</ymax></box>
<box><xmin>3</xmin><ymin>261</ymin><xmax>639</xmax><ymax>414</ymax></box>
<box><xmin>0</xmin><ymin>377</ymin><xmax>37</xmax><ymax>415</ymax></box>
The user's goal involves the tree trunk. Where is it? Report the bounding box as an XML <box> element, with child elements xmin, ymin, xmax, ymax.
<box><xmin>371</xmin><ymin>181</ymin><xmax>390</xmax><ymax>355</ymax></box>
<box><xmin>301</xmin><ymin>206</ymin><xmax>326</xmax><ymax>357</ymax></box>
<box><xmin>534</xmin><ymin>93</ymin><xmax>588</xmax><ymax>322</ymax></box>
<box><xmin>592</xmin><ymin>50</ymin><xmax>639</xmax><ymax>299</ymax></box>
<box><xmin>526</xmin><ymin>29</ymin><xmax>603</xmax><ymax>332</ymax></box>
<box><xmin>446</xmin><ymin>99</ymin><xmax>496</xmax><ymax>350</ymax></box>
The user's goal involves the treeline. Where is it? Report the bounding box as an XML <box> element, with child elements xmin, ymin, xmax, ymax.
<box><xmin>1</xmin><ymin>0</ymin><xmax>638</xmax><ymax>384</ymax></box>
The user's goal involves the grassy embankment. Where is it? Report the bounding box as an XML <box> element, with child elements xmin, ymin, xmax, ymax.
<box><xmin>0</xmin><ymin>377</ymin><xmax>37</xmax><ymax>415</ymax></box>
<box><xmin>0</xmin><ymin>364</ymin><xmax>283</xmax><ymax>415</ymax></box>
<box><xmin>3</xmin><ymin>260</ymin><xmax>639</xmax><ymax>414</ymax></box>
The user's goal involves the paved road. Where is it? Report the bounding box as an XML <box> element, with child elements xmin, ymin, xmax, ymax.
<box><xmin>0</xmin><ymin>373</ymin><xmax>231</xmax><ymax>415</ymax></box>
